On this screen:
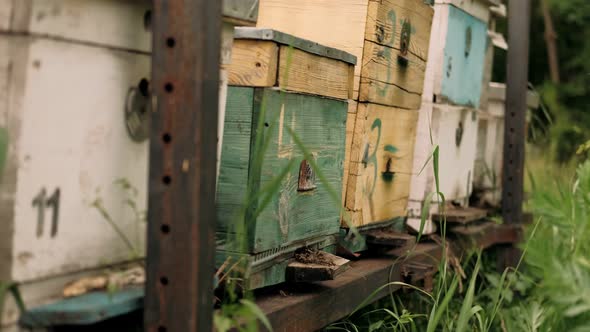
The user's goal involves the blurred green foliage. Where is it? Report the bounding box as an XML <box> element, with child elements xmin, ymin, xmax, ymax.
<box><xmin>494</xmin><ymin>0</ymin><xmax>590</xmax><ymax>163</ymax></box>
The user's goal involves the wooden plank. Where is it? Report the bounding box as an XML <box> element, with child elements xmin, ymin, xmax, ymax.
<box><xmin>341</xmin><ymin>101</ymin><xmax>358</xmax><ymax>208</ymax></box>
<box><xmin>255</xmin><ymin>0</ymin><xmax>434</xmax><ymax>105</ymax></box>
<box><xmin>278</xmin><ymin>46</ymin><xmax>353</xmax><ymax>100</ymax></box>
<box><xmin>359</xmin><ymin>0</ymin><xmax>433</xmax><ymax>108</ymax></box>
<box><xmin>286</xmin><ymin>251</ymin><xmax>350</xmax><ymax>282</ymax></box>
<box><xmin>216</xmin><ymin>87</ymin><xmax>254</xmax><ymax>234</ymax></box>
<box><xmin>228</xmin><ymin>40</ymin><xmax>279</xmax><ymax>87</ymax></box>
<box><xmin>364</xmin><ymin>0</ymin><xmax>434</xmax><ymax>61</ymax></box>
<box><xmin>451</xmin><ymin>223</ymin><xmax>522</xmax><ymax>250</ymax></box>
<box><xmin>256</xmin><ymin>0</ymin><xmax>369</xmax><ymax>99</ymax></box>
<box><xmin>360</xmin><ymin>41</ymin><xmax>426</xmax><ymax>95</ymax></box>
<box><xmin>365</xmin><ymin>229</ymin><xmax>415</xmax><ymax>247</ymax></box>
<box><xmin>431</xmin><ymin>206</ymin><xmax>487</xmax><ymax>224</ymax></box>
<box><xmin>401</xmin><ymin>261</ymin><xmax>437</xmax><ymax>292</ymax></box>
<box><xmin>359</xmin><ymin>76</ymin><xmax>422</xmax><ymax>110</ymax></box>
<box><xmin>1</xmin><ymin>0</ymin><xmax>152</xmax><ymax>52</ymax></box>
<box><xmin>256</xmin><ymin>257</ymin><xmax>404</xmax><ymax>332</ymax></box>
<box><xmin>407</xmin><ymin>101</ymin><xmax>434</xmax><ymax>220</ymax></box>
<box><xmin>420</xmin><ymin>4</ymin><xmax>449</xmax><ymax>104</ymax></box>
<box><xmin>430</xmin><ymin>104</ymin><xmax>479</xmax><ymax>203</ymax></box>
<box><xmin>20</xmin><ymin>286</ymin><xmax>143</xmax><ymax>327</ymax></box>
<box><xmin>344</xmin><ymin>103</ymin><xmax>419</xmax><ymax>227</ymax></box>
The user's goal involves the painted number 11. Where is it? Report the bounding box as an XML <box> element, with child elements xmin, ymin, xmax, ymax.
<box><xmin>31</xmin><ymin>187</ymin><xmax>61</xmax><ymax>238</ymax></box>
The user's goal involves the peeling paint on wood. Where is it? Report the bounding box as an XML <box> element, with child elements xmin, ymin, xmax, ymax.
<box><xmin>0</xmin><ymin>127</ymin><xmax>8</xmax><ymax>176</ymax></box>
<box><xmin>344</xmin><ymin>103</ymin><xmax>418</xmax><ymax>227</ymax></box>
<box><xmin>0</xmin><ymin>35</ymin><xmax>149</xmax><ymax>283</ymax></box>
<box><xmin>217</xmin><ymin>88</ymin><xmax>347</xmax><ymax>252</ymax></box>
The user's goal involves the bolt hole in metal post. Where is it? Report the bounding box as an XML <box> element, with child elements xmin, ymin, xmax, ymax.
<box><xmin>161</xmin><ymin>224</ymin><xmax>170</xmax><ymax>234</ymax></box>
<box><xmin>162</xmin><ymin>175</ymin><xmax>172</xmax><ymax>185</ymax></box>
<box><xmin>162</xmin><ymin>133</ymin><xmax>172</xmax><ymax>143</ymax></box>
<box><xmin>164</xmin><ymin>83</ymin><xmax>174</xmax><ymax>93</ymax></box>
<box><xmin>166</xmin><ymin>37</ymin><xmax>176</xmax><ymax>48</ymax></box>
<box><xmin>160</xmin><ymin>277</ymin><xmax>169</xmax><ymax>286</ymax></box>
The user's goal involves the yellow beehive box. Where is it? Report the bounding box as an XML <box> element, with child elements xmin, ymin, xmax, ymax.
<box><xmin>257</xmin><ymin>0</ymin><xmax>434</xmax><ymax>109</ymax></box>
<box><xmin>257</xmin><ymin>0</ymin><xmax>434</xmax><ymax>229</ymax></box>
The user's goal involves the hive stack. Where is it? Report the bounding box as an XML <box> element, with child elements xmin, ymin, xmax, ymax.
<box><xmin>474</xmin><ymin>83</ymin><xmax>539</xmax><ymax>208</ymax></box>
<box><xmin>407</xmin><ymin>0</ymin><xmax>498</xmax><ymax>232</ymax></box>
<box><xmin>216</xmin><ymin>28</ymin><xmax>356</xmax><ymax>290</ymax></box>
<box><xmin>0</xmin><ymin>0</ymin><xmax>256</xmax><ymax>328</ymax></box>
<box><xmin>257</xmin><ymin>0</ymin><xmax>434</xmax><ymax>234</ymax></box>
<box><xmin>471</xmin><ymin>3</ymin><xmax>540</xmax><ymax>208</ymax></box>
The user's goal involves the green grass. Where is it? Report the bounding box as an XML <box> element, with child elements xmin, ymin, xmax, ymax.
<box><xmin>325</xmin><ymin>144</ymin><xmax>590</xmax><ymax>332</ymax></box>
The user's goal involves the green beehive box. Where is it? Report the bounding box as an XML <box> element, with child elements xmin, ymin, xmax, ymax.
<box><xmin>215</xmin><ymin>29</ymin><xmax>356</xmax><ymax>290</ymax></box>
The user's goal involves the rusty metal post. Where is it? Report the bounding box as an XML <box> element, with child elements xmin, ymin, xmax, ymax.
<box><xmin>501</xmin><ymin>0</ymin><xmax>531</xmax><ymax>268</ymax></box>
<box><xmin>145</xmin><ymin>0</ymin><xmax>221</xmax><ymax>331</ymax></box>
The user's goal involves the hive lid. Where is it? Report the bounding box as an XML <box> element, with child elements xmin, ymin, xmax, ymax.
<box><xmin>223</xmin><ymin>0</ymin><xmax>259</xmax><ymax>26</ymax></box>
<box><xmin>234</xmin><ymin>27</ymin><xmax>357</xmax><ymax>65</ymax></box>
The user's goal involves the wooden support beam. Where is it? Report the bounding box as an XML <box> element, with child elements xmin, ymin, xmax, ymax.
<box><xmin>20</xmin><ymin>226</ymin><xmax>521</xmax><ymax>330</ymax></box>
<box><xmin>432</xmin><ymin>206</ymin><xmax>488</xmax><ymax>225</ymax></box>
<box><xmin>365</xmin><ymin>229</ymin><xmax>416</xmax><ymax>249</ymax></box>
<box><xmin>501</xmin><ymin>0</ymin><xmax>531</xmax><ymax>269</ymax></box>
<box><xmin>256</xmin><ymin>257</ymin><xmax>404</xmax><ymax>332</ymax></box>
<box><xmin>145</xmin><ymin>1</ymin><xmax>221</xmax><ymax>332</ymax></box>
<box><xmin>286</xmin><ymin>252</ymin><xmax>350</xmax><ymax>283</ymax></box>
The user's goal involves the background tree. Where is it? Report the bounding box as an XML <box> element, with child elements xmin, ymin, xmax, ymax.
<box><xmin>494</xmin><ymin>0</ymin><xmax>590</xmax><ymax>163</ymax></box>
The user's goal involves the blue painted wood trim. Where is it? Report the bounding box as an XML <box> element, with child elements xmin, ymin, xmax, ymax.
<box><xmin>19</xmin><ymin>286</ymin><xmax>144</xmax><ymax>327</ymax></box>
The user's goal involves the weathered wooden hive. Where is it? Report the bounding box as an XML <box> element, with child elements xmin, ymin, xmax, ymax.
<box><xmin>216</xmin><ymin>28</ymin><xmax>356</xmax><ymax>290</ymax></box>
<box><xmin>256</xmin><ymin>0</ymin><xmax>435</xmax><ymax>233</ymax></box>
<box><xmin>0</xmin><ymin>0</ymin><xmax>257</xmax><ymax>328</ymax></box>
<box><xmin>407</xmin><ymin>0</ymin><xmax>498</xmax><ymax>231</ymax></box>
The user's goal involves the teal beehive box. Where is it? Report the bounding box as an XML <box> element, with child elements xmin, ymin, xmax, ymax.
<box><xmin>215</xmin><ymin>29</ymin><xmax>356</xmax><ymax>289</ymax></box>
<box><xmin>424</xmin><ymin>1</ymin><xmax>492</xmax><ymax>108</ymax></box>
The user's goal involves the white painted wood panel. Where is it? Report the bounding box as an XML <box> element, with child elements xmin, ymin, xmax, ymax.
<box><xmin>0</xmin><ymin>0</ymin><xmax>13</xmax><ymax>31</ymax></box>
<box><xmin>0</xmin><ymin>0</ymin><xmax>152</xmax><ymax>52</ymax></box>
<box><xmin>421</xmin><ymin>4</ymin><xmax>449</xmax><ymax>104</ymax></box>
<box><xmin>431</xmin><ymin>104</ymin><xmax>479</xmax><ymax>204</ymax></box>
<box><xmin>3</xmin><ymin>35</ymin><xmax>149</xmax><ymax>282</ymax></box>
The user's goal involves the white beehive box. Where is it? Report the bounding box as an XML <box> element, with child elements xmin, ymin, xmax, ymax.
<box><xmin>0</xmin><ymin>0</ymin><xmax>256</xmax><ymax>328</ymax></box>
<box><xmin>0</xmin><ymin>0</ymin><xmax>152</xmax><ymax>285</ymax></box>
<box><xmin>473</xmin><ymin>82</ymin><xmax>540</xmax><ymax>207</ymax></box>
<box><xmin>407</xmin><ymin>0</ymin><xmax>495</xmax><ymax>231</ymax></box>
